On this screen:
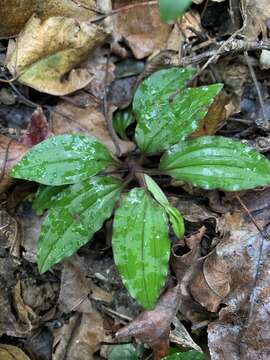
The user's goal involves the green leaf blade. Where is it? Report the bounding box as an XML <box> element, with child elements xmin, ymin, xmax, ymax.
<box><xmin>134</xmin><ymin>68</ymin><xmax>223</xmax><ymax>154</ymax></box>
<box><xmin>11</xmin><ymin>134</ymin><xmax>114</xmax><ymax>185</ymax></box>
<box><xmin>33</xmin><ymin>185</ymin><xmax>67</xmax><ymax>215</ymax></box>
<box><xmin>108</xmin><ymin>344</ymin><xmax>138</xmax><ymax>360</ymax></box>
<box><xmin>38</xmin><ymin>176</ymin><xmax>121</xmax><ymax>273</ymax></box>
<box><xmin>144</xmin><ymin>174</ymin><xmax>184</xmax><ymax>238</ymax></box>
<box><xmin>160</xmin><ymin>136</ymin><xmax>270</xmax><ymax>191</ymax></box>
<box><xmin>158</xmin><ymin>0</ymin><xmax>192</xmax><ymax>22</ymax></box>
<box><xmin>112</xmin><ymin>188</ymin><xmax>170</xmax><ymax>309</ymax></box>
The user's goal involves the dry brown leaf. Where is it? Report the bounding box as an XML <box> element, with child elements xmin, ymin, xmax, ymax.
<box><xmin>116</xmin><ymin>286</ymin><xmax>181</xmax><ymax>360</ymax></box>
<box><xmin>0</xmin><ymin>135</ymin><xmax>29</xmax><ymax>194</ymax></box>
<box><xmin>191</xmin><ymin>92</ymin><xmax>234</xmax><ymax>137</ymax></box>
<box><xmin>13</xmin><ymin>281</ymin><xmax>38</xmax><ymax>332</ymax></box>
<box><xmin>59</xmin><ymin>254</ymin><xmax>112</xmax><ymax>313</ymax></box>
<box><xmin>0</xmin><ymin>210</ymin><xmax>20</xmax><ymax>257</ymax></box>
<box><xmin>6</xmin><ymin>15</ymin><xmax>108</xmax><ymax>95</ymax></box>
<box><xmin>0</xmin><ymin>344</ymin><xmax>30</xmax><ymax>360</ymax></box>
<box><xmin>241</xmin><ymin>0</ymin><xmax>270</xmax><ymax>39</ymax></box>
<box><xmin>189</xmin><ymin>189</ymin><xmax>270</xmax><ymax>359</ymax></box>
<box><xmin>51</xmin><ymin>101</ymin><xmax>135</xmax><ymax>154</ymax></box>
<box><xmin>171</xmin><ymin>227</ymin><xmax>205</xmax><ymax>283</ymax></box>
<box><xmin>112</xmin><ymin>0</ymin><xmax>172</xmax><ymax>59</ymax></box>
<box><xmin>53</xmin><ymin>310</ymin><xmax>105</xmax><ymax>360</ymax></box>
<box><xmin>0</xmin><ymin>257</ymin><xmax>28</xmax><ymax>337</ymax></box>
<box><xmin>0</xmin><ymin>0</ymin><xmax>97</xmax><ymax>37</ymax></box>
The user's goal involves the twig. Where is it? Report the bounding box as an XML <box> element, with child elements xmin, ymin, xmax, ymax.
<box><xmin>0</xmin><ymin>139</ymin><xmax>13</xmax><ymax>183</ymax></box>
<box><xmin>179</xmin><ymin>39</ymin><xmax>270</xmax><ymax>67</ymax></box>
<box><xmin>244</xmin><ymin>51</ymin><xmax>267</xmax><ymax>123</ymax></box>
<box><xmin>92</xmin><ymin>1</ymin><xmax>158</xmax><ymax>22</ymax></box>
<box><xmin>103</xmin><ymin>53</ymin><xmax>121</xmax><ymax>157</ymax></box>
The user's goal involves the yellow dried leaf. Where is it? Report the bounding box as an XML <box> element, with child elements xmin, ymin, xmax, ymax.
<box><xmin>6</xmin><ymin>15</ymin><xmax>108</xmax><ymax>95</ymax></box>
<box><xmin>0</xmin><ymin>344</ymin><xmax>30</xmax><ymax>360</ymax></box>
<box><xmin>0</xmin><ymin>0</ymin><xmax>97</xmax><ymax>37</ymax></box>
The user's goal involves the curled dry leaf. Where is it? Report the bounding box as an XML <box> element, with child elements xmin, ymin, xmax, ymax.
<box><xmin>0</xmin><ymin>0</ymin><xmax>97</xmax><ymax>37</ymax></box>
<box><xmin>6</xmin><ymin>15</ymin><xmax>108</xmax><ymax>95</ymax></box>
<box><xmin>0</xmin><ymin>344</ymin><xmax>30</xmax><ymax>360</ymax></box>
<box><xmin>112</xmin><ymin>0</ymin><xmax>172</xmax><ymax>59</ymax></box>
<box><xmin>171</xmin><ymin>226</ymin><xmax>205</xmax><ymax>283</ymax></box>
<box><xmin>51</xmin><ymin>101</ymin><xmax>135</xmax><ymax>155</ymax></box>
<box><xmin>116</xmin><ymin>286</ymin><xmax>181</xmax><ymax>360</ymax></box>
<box><xmin>192</xmin><ymin>188</ymin><xmax>270</xmax><ymax>359</ymax></box>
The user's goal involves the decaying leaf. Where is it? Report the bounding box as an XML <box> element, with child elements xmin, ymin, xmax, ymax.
<box><xmin>241</xmin><ymin>0</ymin><xmax>270</xmax><ymax>39</ymax></box>
<box><xmin>0</xmin><ymin>257</ymin><xmax>27</xmax><ymax>337</ymax></box>
<box><xmin>0</xmin><ymin>135</ymin><xmax>29</xmax><ymax>194</ymax></box>
<box><xmin>116</xmin><ymin>286</ymin><xmax>181</xmax><ymax>359</ymax></box>
<box><xmin>112</xmin><ymin>0</ymin><xmax>172</xmax><ymax>59</ymax></box>
<box><xmin>0</xmin><ymin>210</ymin><xmax>20</xmax><ymax>257</ymax></box>
<box><xmin>53</xmin><ymin>310</ymin><xmax>105</xmax><ymax>360</ymax></box>
<box><xmin>21</xmin><ymin>107</ymin><xmax>52</xmax><ymax>147</ymax></box>
<box><xmin>6</xmin><ymin>15</ymin><xmax>108</xmax><ymax>95</ymax></box>
<box><xmin>170</xmin><ymin>317</ymin><xmax>203</xmax><ymax>353</ymax></box>
<box><xmin>51</xmin><ymin>101</ymin><xmax>135</xmax><ymax>154</ymax></box>
<box><xmin>176</xmin><ymin>188</ymin><xmax>270</xmax><ymax>359</ymax></box>
<box><xmin>0</xmin><ymin>344</ymin><xmax>30</xmax><ymax>360</ymax></box>
<box><xmin>191</xmin><ymin>92</ymin><xmax>234</xmax><ymax>137</ymax></box>
<box><xmin>0</xmin><ymin>0</ymin><xmax>97</xmax><ymax>37</ymax></box>
<box><xmin>58</xmin><ymin>254</ymin><xmax>112</xmax><ymax>314</ymax></box>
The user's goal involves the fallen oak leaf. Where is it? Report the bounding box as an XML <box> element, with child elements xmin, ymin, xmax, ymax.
<box><xmin>116</xmin><ymin>286</ymin><xmax>181</xmax><ymax>360</ymax></box>
<box><xmin>6</xmin><ymin>15</ymin><xmax>108</xmax><ymax>95</ymax></box>
<box><xmin>112</xmin><ymin>0</ymin><xmax>172</xmax><ymax>59</ymax></box>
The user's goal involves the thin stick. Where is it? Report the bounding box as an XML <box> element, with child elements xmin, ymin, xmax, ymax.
<box><xmin>103</xmin><ymin>53</ymin><xmax>121</xmax><ymax>157</ymax></box>
<box><xmin>92</xmin><ymin>1</ymin><xmax>158</xmax><ymax>22</ymax></box>
<box><xmin>244</xmin><ymin>51</ymin><xmax>267</xmax><ymax>123</ymax></box>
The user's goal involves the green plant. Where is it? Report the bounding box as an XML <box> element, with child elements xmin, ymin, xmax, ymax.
<box><xmin>11</xmin><ymin>67</ymin><xmax>270</xmax><ymax>309</ymax></box>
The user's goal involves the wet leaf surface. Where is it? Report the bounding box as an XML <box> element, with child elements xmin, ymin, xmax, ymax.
<box><xmin>112</xmin><ymin>188</ymin><xmax>170</xmax><ymax>309</ymax></box>
<box><xmin>12</xmin><ymin>134</ymin><xmax>115</xmax><ymax>186</ymax></box>
<box><xmin>38</xmin><ymin>176</ymin><xmax>121</xmax><ymax>273</ymax></box>
<box><xmin>160</xmin><ymin>136</ymin><xmax>270</xmax><ymax>191</ymax></box>
<box><xmin>134</xmin><ymin>68</ymin><xmax>222</xmax><ymax>154</ymax></box>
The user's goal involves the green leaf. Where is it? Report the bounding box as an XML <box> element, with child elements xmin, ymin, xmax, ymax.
<box><xmin>163</xmin><ymin>350</ymin><xmax>204</xmax><ymax>360</ymax></box>
<box><xmin>112</xmin><ymin>188</ymin><xmax>170</xmax><ymax>309</ymax></box>
<box><xmin>38</xmin><ymin>176</ymin><xmax>121</xmax><ymax>273</ymax></box>
<box><xmin>33</xmin><ymin>185</ymin><xmax>67</xmax><ymax>215</ymax></box>
<box><xmin>113</xmin><ymin>107</ymin><xmax>134</xmax><ymax>139</ymax></box>
<box><xmin>144</xmin><ymin>174</ymin><xmax>184</xmax><ymax>238</ymax></box>
<box><xmin>108</xmin><ymin>344</ymin><xmax>138</xmax><ymax>360</ymax></box>
<box><xmin>11</xmin><ymin>134</ymin><xmax>115</xmax><ymax>186</ymax></box>
<box><xmin>165</xmin><ymin>205</ymin><xmax>185</xmax><ymax>238</ymax></box>
<box><xmin>134</xmin><ymin>67</ymin><xmax>223</xmax><ymax>154</ymax></box>
<box><xmin>160</xmin><ymin>136</ymin><xmax>270</xmax><ymax>191</ymax></box>
<box><xmin>158</xmin><ymin>0</ymin><xmax>192</xmax><ymax>22</ymax></box>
